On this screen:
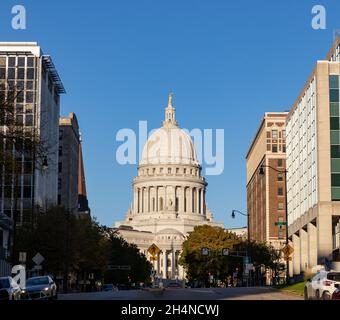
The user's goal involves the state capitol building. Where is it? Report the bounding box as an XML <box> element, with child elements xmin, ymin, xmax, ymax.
<box><xmin>114</xmin><ymin>94</ymin><xmax>223</xmax><ymax>280</ymax></box>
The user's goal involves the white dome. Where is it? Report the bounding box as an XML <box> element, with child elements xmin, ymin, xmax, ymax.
<box><xmin>140</xmin><ymin>126</ymin><xmax>199</xmax><ymax>166</ymax></box>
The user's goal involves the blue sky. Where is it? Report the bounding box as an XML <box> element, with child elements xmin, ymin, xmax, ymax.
<box><xmin>0</xmin><ymin>0</ymin><xmax>339</xmax><ymax>228</ymax></box>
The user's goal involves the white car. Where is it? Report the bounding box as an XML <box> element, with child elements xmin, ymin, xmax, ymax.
<box><xmin>304</xmin><ymin>270</ymin><xmax>340</xmax><ymax>300</ymax></box>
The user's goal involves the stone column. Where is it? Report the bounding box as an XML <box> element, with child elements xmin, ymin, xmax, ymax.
<box><xmin>292</xmin><ymin>234</ymin><xmax>301</xmax><ymax>275</ymax></box>
<box><xmin>156</xmin><ymin>186</ymin><xmax>158</xmax><ymax>212</ymax></box>
<box><xmin>157</xmin><ymin>254</ymin><xmax>160</xmax><ymax>276</ymax></box>
<box><xmin>200</xmin><ymin>189</ymin><xmax>204</xmax><ymax>214</ymax></box>
<box><xmin>171</xmin><ymin>250</ymin><xmax>175</xmax><ymax>279</ymax></box>
<box><xmin>307</xmin><ymin>222</ymin><xmax>317</xmax><ymax>270</ymax></box>
<box><xmin>181</xmin><ymin>187</ymin><xmax>186</xmax><ymax>212</ymax></box>
<box><xmin>147</xmin><ymin>187</ymin><xmax>150</xmax><ymax>212</ymax></box>
<box><xmin>133</xmin><ymin>188</ymin><xmax>137</xmax><ymax>213</ymax></box>
<box><xmin>188</xmin><ymin>187</ymin><xmax>192</xmax><ymax>213</ymax></box>
<box><xmin>163</xmin><ymin>251</ymin><xmax>167</xmax><ymax>279</ymax></box>
<box><xmin>317</xmin><ymin>208</ymin><xmax>333</xmax><ymax>261</ymax></box>
<box><xmin>289</xmin><ymin>240</ymin><xmax>294</xmax><ymax>278</ymax></box>
<box><xmin>196</xmin><ymin>188</ymin><xmax>200</xmax><ymax>214</ymax></box>
<box><xmin>164</xmin><ymin>186</ymin><xmax>168</xmax><ymax>211</ymax></box>
<box><xmin>299</xmin><ymin>229</ymin><xmax>308</xmax><ymax>272</ymax></box>
<box><xmin>203</xmin><ymin>190</ymin><xmax>206</xmax><ymax>215</ymax></box>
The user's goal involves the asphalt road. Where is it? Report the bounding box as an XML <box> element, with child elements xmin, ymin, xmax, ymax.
<box><xmin>58</xmin><ymin>287</ymin><xmax>302</xmax><ymax>300</ymax></box>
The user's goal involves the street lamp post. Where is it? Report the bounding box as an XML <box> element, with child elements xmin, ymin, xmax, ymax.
<box><xmin>259</xmin><ymin>164</ymin><xmax>290</xmax><ymax>285</ymax></box>
<box><xmin>231</xmin><ymin>210</ymin><xmax>250</xmax><ymax>241</ymax></box>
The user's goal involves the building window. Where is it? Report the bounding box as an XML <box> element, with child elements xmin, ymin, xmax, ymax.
<box><xmin>278</xmin><ymin>159</ymin><xmax>283</xmax><ymax>167</ymax></box>
<box><xmin>330</xmin><ymin>75</ymin><xmax>340</xmax><ymax>200</ymax></box>
<box><xmin>278</xmin><ymin>187</ymin><xmax>284</xmax><ymax>196</ymax></box>
<box><xmin>278</xmin><ymin>203</ymin><xmax>284</xmax><ymax>210</ymax></box>
<box><xmin>272</xmin><ymin>130</ymin><xmax>278</xmax><ymax>139</ymax></box>
<box><xmin>272</xmin><ymin>144</ymin><xmax>278</xmax><ymax>153</ymax></box>
<box><xmin>278</xmin><ymin>173</ymin><xmax>283</xmax><ymax>181</ymax></box>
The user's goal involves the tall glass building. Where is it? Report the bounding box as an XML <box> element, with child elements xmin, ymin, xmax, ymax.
<box><xmin>0</xmin><ymin>43</ymin><xmax>64</xmax><ymax>261</ymax></box>
<box><xmin>286</xmin><ymin>37</ymin><xmax>340</xmax><ymax>276</ymax></box>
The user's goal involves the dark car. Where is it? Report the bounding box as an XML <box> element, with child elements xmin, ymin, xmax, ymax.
<box><xmin>21</xmin><ymin>276</ymin><xmax>57</xmax><ymax>300</ymax></box>
<box><xmin>0</xmin><ymin>277</ymin><xmax>22</xmax><ymax>300</ymax></box>
<box><xmin>166</xmin><ymin>282</ymin><xmax>182</xmax><ymax>289</ymax></box>
<box><xmin>102</xmin><ymin>284</ymin><xmax>117</xmax><ymax>292</ymax></box>
<box><xmin>332</xmin><ymin>284</ymin><xmax>340</xmax><ymax>300</ymax></box>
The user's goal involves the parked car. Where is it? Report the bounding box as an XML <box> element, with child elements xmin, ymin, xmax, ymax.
<box><xmin>166</xmin><ymin>282</ymin><xmax>182</xmax><ymax>289</ymax></box>
<box><xmin>21</xmin><ymin>276</ymin><xmax>57</xmax><ymax>300</ymax></box>
<box><xmin>0</xmin><ymin>277</ymin><xmax>22</xmax><ymax>300</ymax></box>
<box><xmin>332</xmin><ymin>284</ymin><xmax>340</xmax><ymax>300</ymax></box>
<box><xmin>102</xmin><ymin>284</ymin><xmax>118</xmax><ymax>291</ymax></box>
<box><xmin>304</xmin><ymin>270</ymin><xmax>340</xmax><ymax>300</ymax></box>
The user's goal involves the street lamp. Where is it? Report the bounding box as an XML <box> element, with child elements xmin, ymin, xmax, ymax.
<box><xmin>259</xmin><ymin>164</ymin><xmax>290</xmax><ymax>284</ymax></box>
<box><xmin>231</xmin><ymin>210</ymin><xmax>250</xmax><ymax>241</ymax></box>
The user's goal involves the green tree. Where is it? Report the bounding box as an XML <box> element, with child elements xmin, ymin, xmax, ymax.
<box><xmin>179</xmin><ymin>225</ymin><xmax>283</xmax><ymax>287</ymax></box>
<box><xmin>179</xmin><ymin>225</ymin><xmax>241</xmax><ymax>286</ymax></box>
<box><xmin>104</xmin><ymin>232</ymin><xmax>152</xmax><ymax>286</ymax></box>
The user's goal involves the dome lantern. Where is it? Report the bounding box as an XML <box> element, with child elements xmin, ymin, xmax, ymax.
<box><xmin>163</xmin><ymin>92</ymin><xmax>178</xmax><ymax>128</ymax></box>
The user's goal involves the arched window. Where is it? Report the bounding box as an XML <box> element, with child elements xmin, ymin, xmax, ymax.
<box><xmin>159</xmin><ymin>197</ymin><xmax>164</xmax><ymax>211</ymax></box>
<box><xmin>152</xmin><ymin>198</ymin><xmax>155</xmax><ymax>212</ymax></box>
<box><xmin>184</xmin><ymin>189</ymin><xmax>187</xmax><ymax>212</ymax></box>
<box><xmin>175</xmin><ymin>197</ymin><xmax>179</xmax><ymax>212</ymax></box>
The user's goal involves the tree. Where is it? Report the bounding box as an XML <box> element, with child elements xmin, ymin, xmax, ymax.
<box><xmin>104</xmin><ymin>231</ymin><xmax>152</xmax><ymax>286</ymax></box>
<box><xmin>179</xmin><ymin>225</ymin><xmax>241</xmax><ymax>287</ymax></box>
<box><xmin>179</xmin><ymin>225</ymin><xmax>283</xmax><ymax>287</ymax></box>
<box><xmin>15</xmin><ymin>207</ymin><xmax>152</xmax><ymax>291</ymax></box>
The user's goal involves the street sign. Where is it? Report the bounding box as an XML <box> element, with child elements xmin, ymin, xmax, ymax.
<box><xmin>282</xmin><ymin>244</ymin><xmax>294</xmax><ymax>257</ymax></box>
<box><xmin>148</xmin><ymin>244</ymin><xmax>160</xmax><ymax>256</ymax></box>
<box><xmin>32</xmin><ymin>253</ymin><xmax>45</xmax><ymax>266</ymax></box>
<box><xmin>222</xmin><ymin>248</ymin><xmax>229</xmax><ymax>256</ymax></box>
<box><xmin>275</xmin><ymin>222</ymin><xmax>287</xmax><ymax>227</ymax></box>
<box><xmin>33</xmin><ymin>265</ymin><xmax>42</xmax><ymax>271</ymax></box>
<box><xmin>148</xmin><ymin>244</ymin><xmax>160</xmax><ymax>262</ymax></box>
<box><xmin>201</xmin><ymin>248</ymin><xmax>210</xmax><ymax>256</ymax></box>
<box><xmin>108</xmin><ymin>265</ymin><xmax>131</xmax><ymax>271</ymax></box>
<box><xmin>243</xmin><ymin>257</ymin><xmax>250</xmax><ymax>264</ymax></box>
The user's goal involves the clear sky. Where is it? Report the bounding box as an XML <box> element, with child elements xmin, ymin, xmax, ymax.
<box><xmin>0</xmin><ymin>0</ymin><xmax>339</xmax><ymax>228</ymax></box>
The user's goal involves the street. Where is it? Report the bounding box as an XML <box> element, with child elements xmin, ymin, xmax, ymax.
<box><xmin>58</xmin><ymin>287</ymin><xmax>302</xmax><ymax>300</ymax></box>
